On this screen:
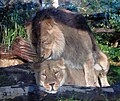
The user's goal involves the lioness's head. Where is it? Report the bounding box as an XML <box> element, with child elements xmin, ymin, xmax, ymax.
<box><xmin>32</xmin><ymin>58</ymin><xmax>67</xmax><ymax>94</ymax></box>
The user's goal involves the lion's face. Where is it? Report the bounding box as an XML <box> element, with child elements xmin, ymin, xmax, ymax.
<box><xmin>32</xmin><ymin>58</ymin><xmax>66</xmax><ymax>93</ymax></box>
<box><xmin>40</xmin><ymin>31</ymin><xmax>54</xmax><ymax>60</ymax></box>
<box><xmin>40</xmin><ymin>19</ymin><xmax>65</xmax><ymax>60</ymax></box>
<box><xmin>26</xmin><ymin>18</ymin><xmax>65</xmax><ymax>60</ymax></box>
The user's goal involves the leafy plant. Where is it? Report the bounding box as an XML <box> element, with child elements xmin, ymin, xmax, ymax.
<box><xmin>1</xmin><ymin>10</ymin><xmax>26</xmax><ymax>49</ymax></box>
<box><xmin>109</xmin><ymin>13</ymin><xmax>120</xmax><ymax>32</ymax></box>
<box><xmin>108</xmin><ymin>65</ymin><xmax>120</xmax><ymax>85</ymax></box>
<box><xmin>95</xmin><ymin>33</ymin><xmax>120</xmax><ymax>84</ymax></box>
<box><xmin>0</xmin><ymin>1</ymin><xmax>40</xmax><ymax>49</ymax></box>
<box><xmin>98</xmin><ymin>44</ymin><xmax>120</xmax><ymax>62</ymax></box>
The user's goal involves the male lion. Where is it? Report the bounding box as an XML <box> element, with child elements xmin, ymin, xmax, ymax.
<box><xmin>25</xmin><ymin>8</ymin><xmax>110</xmax><ymax>87</ymax></box>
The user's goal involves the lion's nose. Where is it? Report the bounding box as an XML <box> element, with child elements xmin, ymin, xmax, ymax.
<box><xmin>41</xmin><ymin>53</ymin><xmax>45</xmax><ymax>58</ymax></box>
<box><xmin>41</xmin><ymin>55</ymin><xmax>44</xmax><ymax>59</ymax></box>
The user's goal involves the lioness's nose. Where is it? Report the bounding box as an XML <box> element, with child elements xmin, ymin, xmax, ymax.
<box><xmin>49</xmin><ymin>82</ymin><xmax>55</xmax><ymax>87</ymax></box>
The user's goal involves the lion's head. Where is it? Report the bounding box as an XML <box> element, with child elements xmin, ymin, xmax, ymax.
<box><xmin>41</xmin><ymin>19</ymin><xmax>65</xmax><ymax>60</ymax></box>
<box><xmin>26</xmin><ymin>18</ymin><xmax>65</xmax><ymax>60</ymax></box>
<box><xmin>32</xmin><ymin>58</ymin><xmax>67</xmax><ymax>93</ymax></box>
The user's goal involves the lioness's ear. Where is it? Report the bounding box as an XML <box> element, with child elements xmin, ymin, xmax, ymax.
<box><xmin>57</xmin><ymin>58</ymin><xmax>66</xmax><ymax>69</ymax></box>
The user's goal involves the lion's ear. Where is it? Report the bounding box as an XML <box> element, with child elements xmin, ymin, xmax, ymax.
<box><xmin>25</xmin><ymin>21</ymin><xmax>32</xmax><ymax>38</ymax></box>
<box><xmin>57</xmin><ymin>58</ymin><xmax>66</xmax><ymax>69</ymax></box>
<box><xmin>45</xmin><ymin>19</ymin><xmax>54</xmax><ymax>25</ymax></box>
<box><xmin>42</xmin><ymin>19</ymin><xmax>55</xmax><ymax>30</ymax></box>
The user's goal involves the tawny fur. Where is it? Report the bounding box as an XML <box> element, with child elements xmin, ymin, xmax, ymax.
<box><xmin>25</xmin><ymin>8</ymin><xmax>110</xmax><ymax>87</ymax></box>
<box><xmin>32</xmin><ymin>58</ymin><xmax>86</xmax><ymax>93</ymax></box>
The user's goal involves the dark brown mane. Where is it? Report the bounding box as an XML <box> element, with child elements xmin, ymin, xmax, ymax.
<box><xmin>34</xmin><ymin>8</ymin><xmax>90</xmax><ymax>31</ymax></box>
<box><xmin>31</xmin><ymin>8</ymin><xmax>99</xmax><ymax>53</ymax></box>
<box><xmin>28</xmin><ymin>8</ymin><xmax>97</xmax><ymax>67</ymax></box>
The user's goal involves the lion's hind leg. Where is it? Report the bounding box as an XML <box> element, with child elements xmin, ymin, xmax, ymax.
<box><xmin>99</xmin><ymin>72</ymin><xmax>110</xmax><ymax>87</ymax></box>
<box><xmin>84</xmin><ymin>54</ymin><xmax>100</xmax><ymax>87</ymax></box>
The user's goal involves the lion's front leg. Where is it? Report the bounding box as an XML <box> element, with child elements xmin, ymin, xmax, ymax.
<box><xmin>83</xmin><ymin>54</ymin><xmax>100</xmax><ymax>87</ymax></box>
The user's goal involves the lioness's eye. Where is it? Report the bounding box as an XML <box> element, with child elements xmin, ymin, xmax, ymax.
<box><xmin>41</xmin><ymin>74</ymin><xmax>46</xmax><ymax>79</ymax></box>
<box><xmin>41</xmin><ymin>40</ymin><xmax>48</xmax><ymax>44</ymax></box>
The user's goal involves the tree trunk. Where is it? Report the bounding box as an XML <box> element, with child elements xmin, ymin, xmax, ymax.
<box><xmin>0</xmin><ymin>63</ymin><xmax>120</xmax><ymax>101</ymax></box>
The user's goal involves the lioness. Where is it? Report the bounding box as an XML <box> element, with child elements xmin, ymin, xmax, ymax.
<box><xmin>32</xmin><ymin>58</ymin><xmax>86</xmax><ymax>93</ymax></box>
<box><xmin>32</xmin><ymin>57</ymin><xmax>110</xmax><ymax>94</ymax></box>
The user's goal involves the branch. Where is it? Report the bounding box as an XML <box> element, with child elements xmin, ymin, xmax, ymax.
<box><xmin>0</xmin><ymin>64</ymin><xmax>120</xmax><ymax>101</ymax></box>
<box><xmin>0</xmin><ymin>83</ymin><xmax>120</xmax><ymax>101</ymax></box>
<box><xmin>93</xmin><ymin>28</ymin><xmax>115</xmax><ymax>33</ymax></box>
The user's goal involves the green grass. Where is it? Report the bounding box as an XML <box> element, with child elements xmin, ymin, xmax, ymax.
<box><xmin>108</xmin><ymin>65</ymin><xmax>120</xmax><ymax>85</ymax></box>
<box><xmin>95</xmin><ymin>34</ymin><xmax>120</xmax><ymax>85</ymax></box>
<box><xmin>1</xmin><ymin>9</ymin><xmax>28</xmax><ymax>49</ymax></box>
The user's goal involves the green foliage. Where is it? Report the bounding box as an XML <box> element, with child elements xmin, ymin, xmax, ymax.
<box><xmin>98</xmin><ymin>44</ymin><xmax>120</xmax><ymax>62</ymax></box>
<box><xmin>77</xmin><ymin>0</ymin><xmax>120</xmax><ymax>14</ymax></box>
<box><xmin>108</xmin><ymin>65</ymin><xmax>120</xmax><ymax>85</ymax></box>
<box><xmin>59</xmin><ymin>2</ymin><xmax>78</xmax><ymax>12</ymax></box>
<box><xmin>79</xmin><ymin>0</ymin><xmax>120</xmax><ymax>31</ymax></box>
<box><xmin>1</xmin><ymin>9</ymin><xmax>26</xmax><ymax>48</ymax></box>
<box><xmin>99</xmin><ymin>42</ymin><xmax>120</xmax><ymax>84</ymax></box>
<box><xmin>57</xmin><ymin>97</ymin><xmax>89</xmax><ymax>101</ymax></box>
<box><xmin>0</xmin><ymin>1</ymin><xmax>40</xmax><ymax>49</ymax></box>
<box><xmin>95</xmin><ymin>32</ymin><xmax>120</xmax><ymax>84</ymax></box>
<box><xmin>95</xmin><ymin>33</ymin><xmax>120</xmax><ymax>62</ymax></box>
<box><xmin>109</xmin><ymin>13</ymin><xmax>120</xmax><ymax>32</ymax></box>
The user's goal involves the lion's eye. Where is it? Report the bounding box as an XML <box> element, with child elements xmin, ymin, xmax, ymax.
<box><xmin>41</xmin><ymin>40</ymin><xmax>49</xmax><ymax>44</ymax></box>
<box><xmin>41</xmin><ymin>41</ymin><xmax>45</xmax><ymax>44</ymax></box>
<box><xmin>55</xmin><ymin>71</ymin><xmax>60</xmax><ymax>77</ymax></box>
